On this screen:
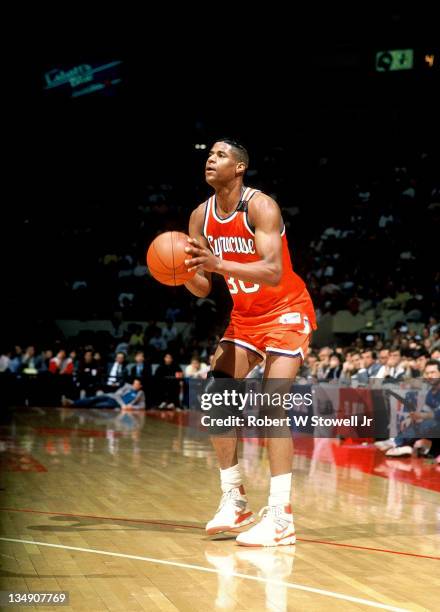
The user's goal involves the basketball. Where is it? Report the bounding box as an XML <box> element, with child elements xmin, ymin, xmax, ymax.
<box><xmin>146</xmin><ymin>231</ymin><xmax>196</xmax><ymax>286</ymax></box>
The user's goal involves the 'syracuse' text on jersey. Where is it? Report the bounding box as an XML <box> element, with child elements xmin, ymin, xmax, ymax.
<box><xmin>202</xmin><ymin>187</ymin><xmax>317</xmax><ymax>330</ymax></box>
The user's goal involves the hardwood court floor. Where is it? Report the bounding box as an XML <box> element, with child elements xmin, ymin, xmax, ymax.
<box><xmin>0</xmin><ymin>407</ymin><xmax>439</xmax><ymax>611</ymax></box>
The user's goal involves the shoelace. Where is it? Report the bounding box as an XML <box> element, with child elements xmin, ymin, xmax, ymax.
<box><xmin>258</xmin><ymin>505</ymin><xmax>291</xmax><ymax>529</ymax></box>
<box><xmin>217</xmin><ymin>488</ymin><xmax>242</xmax><ymax>511</ymax></box>
<box><xmin>258</xmin><ymin>505</ymin><xmax>283</xmax><ymax>519</ymax></box>
<box><xmin>258</xmin><ymin>506</ymin><xmax>271</xmax><ymax>519</ymax></box>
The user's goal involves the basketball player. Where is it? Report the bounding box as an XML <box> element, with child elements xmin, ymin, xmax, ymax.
<box><xmin>184</xmin><ymin>139</ymin><xmax>316</xmax><ymax>546</ymax></box>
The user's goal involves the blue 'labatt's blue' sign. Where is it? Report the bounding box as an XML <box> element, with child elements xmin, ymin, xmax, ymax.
<box><xmin>44</xmin><ymin>61</ymin><xmax>122</xmax><ymax>97</ymax></box>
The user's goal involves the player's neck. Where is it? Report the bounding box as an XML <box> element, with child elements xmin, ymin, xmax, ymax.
<box><xmin>215</xmin><ymin>182</ymin><xmax>244</xmax><ymax>214</ymax></box>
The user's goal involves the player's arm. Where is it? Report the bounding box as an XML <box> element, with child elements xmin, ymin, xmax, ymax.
<box><xmin>185</xmin><ymin>195</ymin><xmax>282</xmax><ymax>287</ymax></box>
<box><xmin>184</xmin><ymin>204</ymin><xmax>212</xmax><ymax>297</ymax></box>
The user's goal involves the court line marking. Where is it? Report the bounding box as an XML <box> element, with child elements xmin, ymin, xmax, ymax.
<box><xmin>1</xmin><ymin>507</ymin><xmax>438</xmax><ymax>561</ymax></box>
<box><xmin>293</xmin><ymin>537</ymin><xmax>440</xmax><ymax>561</ymax></box>
<box><xmin>0</xmin><ymin>537</ymin><xmax>409</xmax><ymax>612</ymax></box>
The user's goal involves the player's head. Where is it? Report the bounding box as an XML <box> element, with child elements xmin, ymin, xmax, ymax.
<box><xmin>205</xmin><ymin>138</ymin><xmax>249</xmax><ymax>187</ymax></box>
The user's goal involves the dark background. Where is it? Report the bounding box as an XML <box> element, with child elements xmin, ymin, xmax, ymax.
<box><xmin>3</xmin><ymin>8</ymin><xmax>439</xmax><ymax>343</ymax></box>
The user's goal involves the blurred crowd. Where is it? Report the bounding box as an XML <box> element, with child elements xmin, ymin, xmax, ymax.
<box><xmin>1</xmin><ymin>314</ymin><xmax>439</xmax><ymax>461</ymax></box>
<box><xmin>300</xmin><ymin>325</ymin><xmax>440</xmax><ymax>384</ymax></box>
<box><xmin>12</xmin><ymin>148</ymin><xmax>438</xmax><ymax>335</ymax></box>
<box><xmin>0</xmin><ymin>321</ymin><xmax>215</xmax><ymax>410</ymax></box>
<box><xmin>1</xmin><ymin>312</ymin><xmax>439</xmax><ymax>401</ymax></box>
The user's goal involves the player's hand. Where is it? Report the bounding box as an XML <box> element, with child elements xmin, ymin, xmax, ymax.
<box><xmin>184</xmin><ymin>238</ymin><xmax>221</xmax><ymax>273</ymax></box>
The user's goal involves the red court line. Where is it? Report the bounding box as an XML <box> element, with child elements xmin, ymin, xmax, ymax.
<box><xmin>1</xmin><ymin>506</ymin><xmax>438</xmax><ymax>561</ymax></box>
<box><xmin>0</xmin><ymin>507</ymin><xmax>192</xmax><ymax>531</ymax></box>
<box><xmin>294</xmin><ymin>537</ymin><xmax>440</xmax><ymax>560</ymax></box>
<box><xmin>0</xmin><ymin>454</ymin><xmax>47</xmax><ymax>473</ymax></box>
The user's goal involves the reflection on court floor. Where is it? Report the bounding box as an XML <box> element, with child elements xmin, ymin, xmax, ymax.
<box><xmin>0</xmin><ymin>406</ymin><xmax>438</xmax><ymax>611</ymax></box>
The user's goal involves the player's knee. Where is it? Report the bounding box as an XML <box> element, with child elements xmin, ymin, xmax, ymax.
<box><xmin>200</xmin><ymin>369</ymin><xmax>241</xmax><ymax>435</ymax></box>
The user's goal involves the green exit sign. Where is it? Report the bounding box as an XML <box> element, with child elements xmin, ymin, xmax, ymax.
<box><xmin>375</xmin><ymin>49</ymin><xmax>414</xmax><ymax>72</ymax></box>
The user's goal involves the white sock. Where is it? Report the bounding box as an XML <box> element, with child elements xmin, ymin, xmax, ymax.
<box><xmin>220</xmin><ymin>464</ymin><xmax>242</xmax><ymax>494</ymax></box>
<box><xmin>268</xmin><ymin>473</ymin><xmax>292</xmax><ymax>507</ymax></box>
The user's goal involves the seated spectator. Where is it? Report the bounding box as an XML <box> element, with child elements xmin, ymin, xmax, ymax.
<box><xmin>316</xmin><ymin>347</ymin><xmax>332</xmax><ymax>379</ymax></box>
<box><xmin>49</xmin><ymin>350</ymin><xmax>74</xmax><ymax>375</ymax></box>
<box><xmin>431</xmin><ymin>348</ymin><xmax>440</xmax><ymax>362</ymax></box>
<box><xmin>431</xmin><ymin>332</ymin><xmax>440</xmax><ymax>351</ymax></box>
<box><xmin>299</xmin><ymin>351</ymin><xmax>318</xmax><ymax>379</ymax></box>
<box><xmin>154</xmin><ymin>353</ymin><xmax>183</xmax><ymax>409</ymax></box>
<box><xmin>69</xmin><ymin>349</ymin><xmax>78</xmax><ymax>371</ymax></box>
<box><xmin>0</xmin><ymin>349</ymin><xmax>11</xmax><ymax>373</ymax></box>
<box><xmin>377</xmin><ymin>349</ymin><xmax>390</xmax><ymax>369</ymax></box>
<box><xmin>428</xmin><ymin>316</ymin><xmax>439</xmax><ymax>337</ymax></box>
<box><xmin>129</xmin><ymin>325</ymin><xmax>144</xmax><ymax>352</ymax></box>
<box><xmin>128</xmin><ymin>350</ymin><xmax>151</xmax><ymax>384</ymax></box>
<box><xmin>402</xmin><ymin>353</ymin><xmax>420</xmax><ymax>378</ymax></box>
<box><xmin>63</xmin><ymin>378</ymin><xmax>145</xmax><ymax>410</ymax></box>
<box><xmin>93</xmin><ymin>351</ymin><xmax>104</xmax><ymax>373</ymax></box>
<box><xmin>423</xmin><ymin>338</ymin><xmax>433</xmax><ymax>353</ymax></box>
<box><xmin>35</xmin><ymin>349</ymin><xmax>53</xmax><ymax>373</ymax></box>
<box><xmin>76</xmin><ymin>349</ymin><xmax>102</xmax><ymax>396</ymax></box>
<box><xmin>378</xmin><ymin>360</ymin><xmax>440</xmax><ymax>457</ymax></box>
<box><xmin>184</xmin><ymin>355</ymin><xmax>209</xmax><ymax>379</ymax></box>
<box><xmin>49</xmin><ymin>349</ymin><xmax>75</xmax><ymax>402</ymax></box>
<box><xmin>9</xmin><ymin>346</ymin><xmax>23</xmax><ymax>374</ymax></box>
<box><xmin>340</xmin><ymin>352</ymin><xmax>363</xmax><ymax>383</ymax></box>
<box><xmin>362</xmin><ymin>349</ymin><xmax>380</xmax><ymax>377</ymax></box>
<box><xmin>21</xmin><ymin>346</ymin><xmax>38</xmax><ymax>375</ymax></box>
<box><xmin>414</xmin><ymin>350</ymin><xmax>430</xmax><ymax>377</ymax></box>
<box><xmin>375</xmin><ymin>349</ymin><xmax>406</xmax><ymax>382</ymax></box>
<box><xmin>105</xmin><ymin>351</ymin><xmax>128</xmax><ymax>391</ymax></box>
<box><xmin>323</xmin><ymin>353</ymin><xmax>343</xmax><ymax>381</ymax></box>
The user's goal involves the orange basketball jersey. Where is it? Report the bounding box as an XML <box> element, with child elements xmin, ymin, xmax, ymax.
<box><xmin>202</xmin><ymin>187</ymin><xmax>317</xmax><ymax>330</ymax></box>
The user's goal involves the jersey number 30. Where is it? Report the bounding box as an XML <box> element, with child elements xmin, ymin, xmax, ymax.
<box><xmin>227</xmin><ymin>276</ymin><xmax>260</xmax><ymax>294</ymax></box>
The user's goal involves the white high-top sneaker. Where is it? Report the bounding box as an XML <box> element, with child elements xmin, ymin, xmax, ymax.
<box><xmin>206</xmin><ymin>485</ymin><xmax>255</xmax><ymax>536</ymax></box>
<box><xmin>236</xmin><ymin>504</ymin><xmax>296</xmax><ymax>547</ymax></box>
